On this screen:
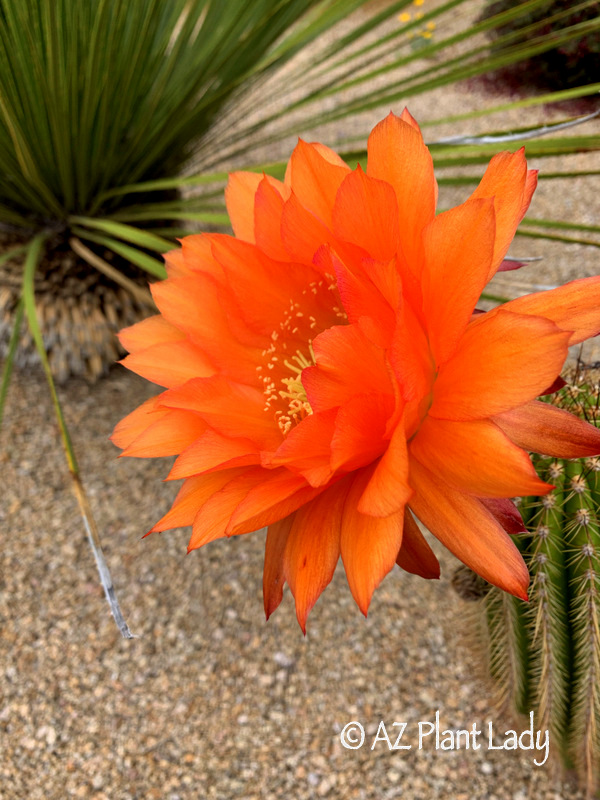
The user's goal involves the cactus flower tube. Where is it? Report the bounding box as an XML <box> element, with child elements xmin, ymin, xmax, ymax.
<box><xmin>112</xmin><ymin>110</ymin><xmax>600</xmax><ymax>631</ymax></box>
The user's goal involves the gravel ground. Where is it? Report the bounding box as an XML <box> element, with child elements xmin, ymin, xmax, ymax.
<box><xmin>1</xmin><ymin>371</ymin><xmax>589</xmax><ymax>800</ymax></box>
<box><xmin>2</xmin><ymin>1</ymin><xmax>599</xmax><ymax>798</ymax></box>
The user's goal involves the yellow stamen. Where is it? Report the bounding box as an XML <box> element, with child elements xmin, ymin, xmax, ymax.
<box><xmin>277</xmin><ymin>346</ymin><xmax>315</xmax><ymax>434</ymax></box>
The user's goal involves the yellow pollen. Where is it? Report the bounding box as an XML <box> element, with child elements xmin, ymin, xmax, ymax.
<box><xmin>259</xmin><ymin>278</ymin><xmax>344</xmax><ymax>434</ymax></box>
<box><xmin>258</xmin><ymin>344</ymin><xmax>316</xmax><ymax>435</ymax></box>
<box><xmin>277</xmin><ymin>347</ymin><xmax>315</xmax><ymax>432</ymax></box>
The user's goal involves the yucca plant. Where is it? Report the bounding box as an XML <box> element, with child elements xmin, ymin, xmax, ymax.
<box><xmin>2</xmin><ymin>0</ymin><xmax>599</xmax><ymax>637</ymax></box>
<box><xmin>0</xmin><ymin>0</ymin><xmax>341</xmax><ymax>382</ymax></box>
<box><xmin>462</xmin><ymin>375</ymin><xmax>600</xmax><ymax>795</ymax></box>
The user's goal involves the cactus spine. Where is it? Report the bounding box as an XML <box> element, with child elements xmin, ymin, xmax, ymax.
<box><xmin>477</xmin><ymin>380</ymin><xmax>600</xmax><ymax>794</ymax></box>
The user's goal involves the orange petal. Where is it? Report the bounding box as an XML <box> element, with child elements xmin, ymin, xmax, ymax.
<box><xmin>332</xmin><ymin>166</ymin><xmax>400</xmax><ymax>261</ymax></box>
<box><xmin>280</xmin><ymin>190</ymin><xmax>334</xmax><ymax>264</ymax></box>
<box><xmin>285</xmin><ymin>138</ymin><xmax>349</xmax><ymax>179</ymax></box>
<box><xmin>209</xmin><ymin>233</ymin><xmax>322</xmax><ymax>337</ymax></box>
<box><xmin>160</xmin><ymin>376</ymin><xmax>283</xmax><ymax>452</ymax></box>
<box><xmin>421</xmin><ymin>197</ymin><xmax>496</xmax><ymax>365</ymax></box>
<box><xmin>397</xmin><ymin>107</ymin><xmax>420</xmax><ymax>130</ymax></box>
<box><xmin>495</xmin><ymin>400</ymin><xmax>600</xmax><ymax>458</ymax></box>
<box><xmin>225</xmin><ymin>171</ymin><xmax>261</xmax><ymax>243</ymax></box>
<box><xmin>408</xmin><ymin>457</ymin><xmax>529</xmax><ymax>599</ymax></box>
<box><xmin>430</xmin><ymin>309</ymin><xmax>571</xmax><ymax>421</ymax></box>
<box><xmin>188</xmin><ymin>466</ymin><xmax>277</xmax><ymax>551</ymax></box>
<box><xmin>303</xmin><ymin>323</ymin><xmax>393</xmax><ymax>413</ymax></box>
<box><xmin>151</xmin><ymin>273</ymin><xmax>262</xmax><ymax>384</ymax></box>
<box><xmin>366</xmin><ymin>111</ymin><xmax>437</xmax><ymax>273</ymax></box>
<box><xmin>468</xmin><ymin>148</ymin><xmax>537</xmax><ymax>276</ymax></box>
<box><xmin>163</xmin><ymin>248</ymin><xmax>189</xmax><ymax>279</ymax></box>
<box><xmin>361</xmin><ymin>255</ymin><xmax>402</xmax><ymax>312</ymax></box>
<box><xmin>318</xmin><ymin>246</ymin><xmax>396</xmax><ymax>342</ymax></box>
<box><xmin>409</xmin><ymin>415</ymin><xmax>552</xmax><ymax>497</ymax></box>
<box><xmin>501</xmin><ymin>276</ymin><xmax>600</xmax><ymax>345</ymax></box>
<box><xmin>358</xmin><ymin>418</ymin><xmax>412</xmax><ymax>517</ymax></box>
<box><xmin>396</xmin><ymin>509</ymin><xmax>440</xmax><ymax>579</ymax></box>
<box><xmin>121</xmin><ymin>340</ymin><xmax>214</xmax><ymax>388</ymax></box>
<box><xmin>263</xmin><ymin>515</ymin><xmax>294</xmax><ymax>619</ymax></box>
<box><xmin>279</xmin><ymin>192</ymin><xmax>366</xmax><ymax>270</ymax></box>
<box><xmin>254</xmin><ymin>177</ymin><xmax>289</xmax><ymax>261</ymax></box>
<box><xmin>340</xmin><ymin>469</ymin><xmax>405</xmax><ymax>615</ymax></box>
<box><xmin>267</xmin><ymin>409</ymin><xmax>338</xmax><ymax>487</ymax></box>
<box><xmin>480</xmin><ymin>497</ymin><xmax>527</xmax><ymax>536</ymax></box>
<box><xmin>522</xmin><ymin>168</ymin><xmax>538</xmax><ymax>217</ymax></box>
<box><xmin>180</xmin><ymin>234</ymin><xmax>225</xmax><ymax>281</ymax></box>
<box><xmin>149</xmin><ymin>475</ymin><xmax>206</xmax><ymax>533</ymax></box>
<box><xmin>119</xmin><ymin>408</ymin><xmax>207</xmax><ymax>458</ymax></box>
<box><xmin>226</xmin><ymin>472</ymin><xmax>324</xmax><ymax>536</ymax></box>
<box><xmin>118</xmin><ymin>315</ymin><xmax>184</xmax><ymax>354</ymax></box>
<box><xmin>330</xmin><ymin>393</ymin><xmax>394</xmax><ymax>472</ymax></box>
<box><xmin>389</xmin><ymin>295</ymin><xmax>434</xmax><ymax>404</ymax></box>
<box><xmin>150</xmin><ymin>470</ymin><xmax>246</xmax><ymax>533</ymax></box>
<box><xmin>167</xmin><ymin>430</ymin><xmax>259</xmax><ymax>479</ymax></box>
<box><xmin>283</xmin><ymin>479</ymin><xmax>351</xmax><ymax>632</ymax></box>
<box><xmin>110</xmin><ymin>395</ymin><xmax>165</xmax><ymax>450</ymax></box>
<box><xmin>112</xmin><ymin>392</ymin><xmax>207</xmax><ymax>458</ymax></box>
<box><xmin>285</xmin><ymin>139</ymin><xmax>350</xmax><ymax>227</ymax></box>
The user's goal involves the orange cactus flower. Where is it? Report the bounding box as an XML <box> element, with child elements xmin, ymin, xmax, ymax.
<box><xmin>112</xmin><ymin>110</ymin><xmax>600</xmax><ymax>632</ymax></box>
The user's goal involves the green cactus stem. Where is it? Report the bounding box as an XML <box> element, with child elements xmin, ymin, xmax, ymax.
<box><xmin>466</xmin><ymin>378</ymin><xmax>600</xmax><ymax>795</ymax></box>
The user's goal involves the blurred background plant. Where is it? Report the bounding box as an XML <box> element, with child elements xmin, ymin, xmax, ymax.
<box><xmin>455</xmin><ymin>373</ymin><xmax>600</xmax><ymax>795</ymax></box>
<box><xmin>397</xmin><ymin>0</ymin><xmax>437</xmax><ymax>50</ymax></box>
<box><xmin>480</xmin><ymin>0</ymin><xmax>600</xmax><ymax>95</ymax></box>
<box><xmin>1</xmin><ymin>0</ymin><xmax>599</xmax><ymax>636</ymax></box>
<box><xmin>0</xmin><ymin>0</ymin><xmax>339</xmax><ymax>383</ymax></box>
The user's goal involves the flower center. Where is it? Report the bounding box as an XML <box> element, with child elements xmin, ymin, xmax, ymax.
<box><xmin>256</xmin><ymin>273</ymin><xmax>345</xmax><ymax>436</ymax></box>
<box><xmin>276</xmin><ymin>346</ymin><xmax>315</xmax><ymax>435</ymax></box>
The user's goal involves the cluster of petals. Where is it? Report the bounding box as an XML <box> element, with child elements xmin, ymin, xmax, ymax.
<box><xmin>112</xmin><ymin>110</ymin><xmax>600</xmax><ymax>632</ymax></box>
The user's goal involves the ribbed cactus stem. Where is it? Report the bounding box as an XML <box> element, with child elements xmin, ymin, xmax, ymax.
<box><xmin>525</xmin><ymin>459</ymin><xmax>572</xmax><ymax>757</ymax></box>
<box><xmin>484</xmin><ymin>583</ymin><xmax>531</xmax><ymax>711</ymax></box>
<box><xmin>564</xmin><ymin>458</ymin><xmax>600</xmax><ymax>792</ymax></box>
<box><xmin>469</xmin><ymin>380</ymin><xmax>600</xmax><ymax>794</ymax></box>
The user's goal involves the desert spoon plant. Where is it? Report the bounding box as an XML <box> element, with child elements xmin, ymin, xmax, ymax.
<box><xmin>467</xmin><ymin>376</ymin><xmax>600</xmax><ymax>795</ymax></box>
